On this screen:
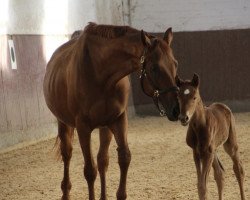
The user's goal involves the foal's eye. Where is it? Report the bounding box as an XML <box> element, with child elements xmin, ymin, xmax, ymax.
<box><xmin>193</xmin><ymin>97</ymin><xmax>197</xmax><ymax>100</ymax></box>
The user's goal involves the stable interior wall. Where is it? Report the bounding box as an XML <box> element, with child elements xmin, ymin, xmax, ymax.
<box><xmin>1</xmin><ymin>0</ymin><xmax>250</xmax><ymax>150</ymax></box>
<box><xmin>0</xmin><ymin>0</ymin><xmax>98</xmax><ymax>150</ymax></box>
<box><xmin>128</xmin><ymin>0</ymin><xmax>250</xmax><ymax>115</ymax></box>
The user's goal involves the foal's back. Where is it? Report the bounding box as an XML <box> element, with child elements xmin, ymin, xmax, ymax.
<box><xmin>204</xmin><ymin>102</ymin><xmax>233</xmax><ymax>147</ymax></box>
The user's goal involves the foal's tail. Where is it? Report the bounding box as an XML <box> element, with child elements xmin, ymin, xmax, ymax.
<box><xmin>215</xmin><ymin>153</ymin><xmax>225</xmax><ymax>171</ymax></box>
<box><xmin>229</xmin><ymin>112</ymin><xmax>237</xmax><ymax>136</ymax></box>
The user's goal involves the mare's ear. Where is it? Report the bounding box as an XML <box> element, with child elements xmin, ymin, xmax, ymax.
<box><xmin>192</xmin><ymin>73</ymin><xmax>200</xmax><ymax>87</ymax></box>
<box><xmin>175</xmin><ymin>75</ymin><xmax>184</xmax><ymax>87</ymax></box>
<box><xmin>163</xmin><ymin>27</ymin><xmax>173</xmax><ymax>45</ymax></box>
<box><xmin>141</xmin><ymin>30</ymin><xmax>152</xmax><ymax>47</ymax></box>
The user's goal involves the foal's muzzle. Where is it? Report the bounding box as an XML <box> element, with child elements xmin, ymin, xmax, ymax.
<box><xmin>178</xmin><ymin>114</ymin><xmax>190</xmax><ymax>126</ymax></box>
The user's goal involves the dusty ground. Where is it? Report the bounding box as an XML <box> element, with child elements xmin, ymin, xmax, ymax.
<box><xmin>0</xmin><ymin>113</ymin><xmax>249</xmax><ymax>200</ymax></box>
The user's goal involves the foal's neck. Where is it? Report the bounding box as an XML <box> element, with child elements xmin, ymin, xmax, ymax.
<box><xmin>192</xmin><ymin>93</ymin><xmax>206</xmax><ymax>127</ymax></box>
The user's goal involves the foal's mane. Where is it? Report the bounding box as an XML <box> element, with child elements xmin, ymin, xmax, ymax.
<box><xmin>83</xmin><ymin>22</ymin><xmax>138</xmax><ymax>39</ymax></box>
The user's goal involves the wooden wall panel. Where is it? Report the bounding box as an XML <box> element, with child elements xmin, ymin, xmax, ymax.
<box><xmin>130</xmin><ymin>28</ymin><xmax>250</xmax><ymax>113</ymax></box>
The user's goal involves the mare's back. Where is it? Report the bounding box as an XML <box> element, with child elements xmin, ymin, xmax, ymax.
<box><xmin>46</xmin><ymin>38</ymin><xmax>77</xmax><ymax>73</ymax></box>
<box><xmin>43</xmin><ymin>38</ymin><xmax>78</xmax><ymax>112</ymax></box>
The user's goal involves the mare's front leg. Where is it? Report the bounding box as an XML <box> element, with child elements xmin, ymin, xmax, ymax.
<box><xmin>98</xmin><ymin>127</ymin><xmax>113</xmax><ymax>200</ymax></box>
<box><xmin>76</xmin><ymin>119</ymin><xmax>97</xmax><ymax>200</ymax></box>
<box><xmin>109</xmin><ymin>112</ymin><xmax>131</xmax><ymax>200</ymax></box>
<box><xmin>200</xmin><ymin>147</ymin><xmax>214</xmax><ymax>200</ymax></box>
<box><xmin>58</xmin><ymin>120</ymin><xmax>74</xmax><ymax>200</ymax></box>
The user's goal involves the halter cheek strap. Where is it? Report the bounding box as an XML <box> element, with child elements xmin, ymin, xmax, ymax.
<box><xmin>139</xmin><ymin>50</ymin><xmax>179</xmax><ymax>116</ymax></box>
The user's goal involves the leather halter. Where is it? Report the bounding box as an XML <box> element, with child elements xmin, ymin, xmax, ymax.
<box><xmin>139</xmin><ymin>49</ymin><xmax>179</xmax><ymax>116</ymax></box>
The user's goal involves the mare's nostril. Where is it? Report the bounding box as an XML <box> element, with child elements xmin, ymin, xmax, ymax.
<box><xmin>185</xmin><ymin>116</ymin><xmax>189</xmax><ymax>122</ymax></box>
<box><xmin>173</xmin><ymin>104</ymin><xmax>180</xmax><ymax>119</ymax></box>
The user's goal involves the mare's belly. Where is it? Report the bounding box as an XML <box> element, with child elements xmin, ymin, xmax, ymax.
<box><xmin>87</xmin><ymin>78</ymin><xmax>130</xmax><ymax>127</ymax></box>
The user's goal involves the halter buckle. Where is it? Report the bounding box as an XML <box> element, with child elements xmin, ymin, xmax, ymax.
<box><xmin>153</xmin><ymin>90</ymin><xmax>160</xmax><ymax>97</ymax></box>
<box><xmin>139</xmin><ymin>69</ymin><xmax>146</xmax><ymax>79</ymax></box>
<box><xmin>159</xmin><ymin>110</ymin><xmax>166</xmax><ymax>116</ymax></box>
<box><xmin>140</xmin><ymin>56</ymin><xmax>145</xmax><ymax>64</ymax></box>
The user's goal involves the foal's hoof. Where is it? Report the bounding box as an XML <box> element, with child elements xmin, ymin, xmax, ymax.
<box><xmin>61</xmin><ymin>195</ymin><xmax>70</xmax><ymax>200</ymax></box>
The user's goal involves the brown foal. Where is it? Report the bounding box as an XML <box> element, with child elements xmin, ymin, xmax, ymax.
<box><xmin>176</xmin><ymin>74</ymin><xmax>245</xmax><ymax>200</ymax></box>
<box><xmin>43</xmin><ymin>23</ymin><xmax>179</xmax><ymax>200</ymax></box>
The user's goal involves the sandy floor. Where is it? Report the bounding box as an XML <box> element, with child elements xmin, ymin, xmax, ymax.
<box><xmin>0</xmin><ymin>113</ymin><xmax>249</xmax><ymax>200</ymax></box>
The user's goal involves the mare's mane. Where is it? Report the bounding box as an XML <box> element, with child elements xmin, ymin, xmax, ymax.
<box><xmin>83</xmin><ymin>22</ymin><xmax>138</xmax><ymax>39</ymax></box>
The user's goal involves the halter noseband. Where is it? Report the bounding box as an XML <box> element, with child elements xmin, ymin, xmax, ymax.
<box><xmin>139</xmin><ymin>49</ymin><xmax>179</xmax><ymax>116</ymax></box>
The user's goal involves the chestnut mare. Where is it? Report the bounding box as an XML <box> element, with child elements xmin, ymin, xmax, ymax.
<box><xmin>43</xmin><ymin>23</ymin><xmax>179</xmax><ymax>200</ymax></box>
<box><xmin>176</xmin><ymin>74</ymin><xmax>245</xmax><ymax>200</ymax></box>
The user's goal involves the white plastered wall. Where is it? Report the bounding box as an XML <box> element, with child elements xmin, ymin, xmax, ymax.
<box><xmin>1</xmin><ymin>0</ymin><xmax>250</xmax><ymax>35</ymax></box>
<box><xmin>1</xmin><ymin>0</ymin><xmax>97</xmax><ymax>35</ymax></box>
<box><xmin>130</xmin><ymin>0</ymin><xmax>250</xmax><ymax>32</ymax></box>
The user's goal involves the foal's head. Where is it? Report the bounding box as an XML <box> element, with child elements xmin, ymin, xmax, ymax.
<box><xmin>140</xmin><ymin>28</ymin><xmax>179</xmax><ymax>121</ymax></box>
<box><xmin>176</xmin><ymin>74</ymin><xmax>200</xmax><ymax>126</ymax></box>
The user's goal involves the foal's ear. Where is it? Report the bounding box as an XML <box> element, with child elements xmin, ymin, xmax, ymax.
<box><xmin>141</xmin><ymin>30</ymin><xmax>152</xmax><ymax>47</ymax></box>
<box><xmin>163</xmin><ymin>27</ymin><xmax>173</xmax><ymax>45</ymax></box>
<box><xmin>175</xmin><ymin>75</ymin><xmax>184</xmax><ymax>87</ymax></box>
<box><xmin>192</xmin><ymin>73</ymin><xmax>200</xmax><ymax>87</ymax></box>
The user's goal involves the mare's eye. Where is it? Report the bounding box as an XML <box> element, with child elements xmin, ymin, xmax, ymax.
<box><xmin>193</xmin><ymin>97</ymin><xmax>197</xmax><ymax>100</ymax></box>
<box><xmin>151</xmin><ymin>65</ymin><xmax>159</xmax><ymax>72</ymax></box>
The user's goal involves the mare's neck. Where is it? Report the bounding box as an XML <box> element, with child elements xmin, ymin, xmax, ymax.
<box><xmin>123</xmin><ymin>32</ymin><xmax>145</xmax><ymax>61</ymax></box>
<box><xmin>192</xmin><ymin>95</ymin><xmax>206</xmax><ymax>127</ymax></box>
<box><xmin>87</xmin><ymin>31</ymin><xmax>145</xmax><ymax>89</ymax></box>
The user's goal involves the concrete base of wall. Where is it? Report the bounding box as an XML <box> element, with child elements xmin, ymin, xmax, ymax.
<box><xmin>0</xmin><ymin>122</ymin><xmax>57</xmax><ymax>153</ymax></box>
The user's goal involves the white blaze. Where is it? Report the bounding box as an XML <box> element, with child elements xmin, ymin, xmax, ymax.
<box><xmin>184</xmin><ymin>89</ymin><xmax>190</xmax><ymax>95</ymax></box>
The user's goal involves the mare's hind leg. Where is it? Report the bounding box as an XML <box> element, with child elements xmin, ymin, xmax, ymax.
<box><xmin>212</xmin><ymin>153</ymin><xmax>225</xmax><ymax>200</ymax></box>
<box><xmin>98</xmin><ymin>127</ymin><xmax>113</xmax><ymax>200</ymax></box>
<box><xmin>223</xmin><ymin>117</ymin><xmax>245</xmax><ymax>200</ymax></box>
<box><xmin>76</xmin><ymin>120</ymin><xmax>97</xmax><ymax>200</ymax></box>
<box><xmin>109</xmin><ymin>112</ymin><xmax>131</xmax><ymax>200</ymax></box>
<box><xmin>58</xmin><ymin>120</ymin><xmax>74</xmax><ymax>200</ymax></box>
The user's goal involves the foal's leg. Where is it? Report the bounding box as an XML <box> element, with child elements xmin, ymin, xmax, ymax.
<box><xmin>58</xmin><ymin>120</ymin><xmax>74</xmax><ymax>200</ymax></box>
<box><xmin>212</xmin><ymin>153</ymin><xmax>225</xmax><ymax>200</ymax></box>
<box><xmin>200</xmin><ymin>150</ymin><xmax>214</xmax><ymax>200</ymax></box>
<box><xmin>193</xmin><ymin>150</ymin><xmax>202</xmax><ymax>199</ymax></box>
<box><xmin>187</xmin><ymin>129</ymin><xmax>202</xmax><ymax>199</ymax></box>
<box><xmin>109</xmin><ymin>112</ymin><xmax>131</xmax><ymax>200</ymax></box>
<box><xmin>76</xmin><ymin>121</ymin><xmax>97</xmax><ymax>200</ymax></box>
<box><xmin>224</xmin><ymin>117</ymin><xmax>245</xmax><ymax>200</ymax></box>
<box><xmin>98</xmin><ymin>127</ymin><xmax>113</xmax><ymax>200</ymax></box>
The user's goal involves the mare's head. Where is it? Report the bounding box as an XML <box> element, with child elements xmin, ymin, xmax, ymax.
<box><xmin>140</xmin><ymin>28</ymin><xmax>179</xmax><ymax>121</ymax></box>
<box><xmin>175</xmin><ymin>73</ymin><xmax>200</xmax><ymax>126</ymax></box>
